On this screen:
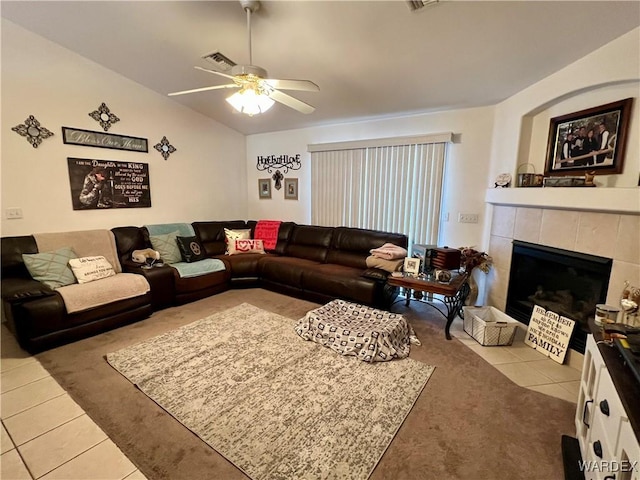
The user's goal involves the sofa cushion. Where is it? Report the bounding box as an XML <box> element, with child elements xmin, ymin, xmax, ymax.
<box><xmin>176</xmin><ymin>236</ymin><xmax>206</xmax><ymax>263</ymax></box>
<box><xmin>301</xmin><ymin>263</ymin><xmax>380</xmax><ymax>305</ymax></box>
<box><xmin>285</xmin><ymin>225</ymin><xmax>333</xmax><ymax>262</ymax></box>
<box><xmin>259</xmin><ymin>256</ymin><xmax>319</xmax><ymax>287</ymax></box>
<box><xmin>327</xmin><ymin>227</ymin><xmax>408</xmax><ymax>269</ymax></box>
<box><xmin>1</xmin><ymin>235</ymin><xmax>38</xmax><ymax>279</ymax></box>
<box><xmin>192</xmin><ymin>221</ymin><xmax>248</xmax><ymax>256</ymax></box>
<box><xmin>22</xmin><ymin>246</ymin><xmax>78</xmax><ymax>289</ymax></box>
<box><xmin>149</xmin><ymin>231</ymin><xmax>182</xmax><ymax>264</ymax></box>
<box><xmin>68</xmin><ymin>256</ymin><xmax>116</xmax><ymax>284</ymax></box>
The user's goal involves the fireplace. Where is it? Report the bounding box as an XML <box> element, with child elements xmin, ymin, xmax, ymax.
<box><xmin>505</xmin><ymin>240</ymin><xmax>613</xmax><ymax>353</ymax></box>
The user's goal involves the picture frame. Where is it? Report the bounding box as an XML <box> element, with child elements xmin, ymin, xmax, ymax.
<box><xmin>403</xmin><ymin>257</ymin><xmax>420</xmax><ymax>276</ymax></box>
<box><xmin>284</xmin><ymin>178</ymin><xmax>298</xmax><ymax>200</ymax></box>
<box><xmin>258</xmin><ymin>178</ymin><xmax>271</xmax><ymax>199</ymax></box>
<box><xmin>544</xmin><ymin>98</ymin><xmax>633</xmax><ymax>177</ymax></box>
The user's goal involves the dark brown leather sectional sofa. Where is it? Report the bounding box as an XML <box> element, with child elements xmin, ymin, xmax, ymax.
<box><xmin>2</xmin><ymin>221</ymin><xmax>407</xmax><ymax>353</ymax></box>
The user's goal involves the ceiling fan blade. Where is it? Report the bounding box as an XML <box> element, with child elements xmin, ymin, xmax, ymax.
<box><xmin>263</xmin><ymin>79</ymin><xmax>319</xmax><ymax>92</ymax></box>
<box><xmin>168</xmin><ymin>84</ymin><xmax>238</xmax><ymax>96</ymax></box>
<box><xmin>268</xmin><ymin>89</ymin><xmax>315</xmax><ymax>114</ymax></box>
<box><xmin>194</xmin><ymin>66</ymin><xmax>237</xmax><ymax>80</ymax></box>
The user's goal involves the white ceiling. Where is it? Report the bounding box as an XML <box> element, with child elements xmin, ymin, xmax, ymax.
<box><xmin>2</xmin><ymin>1</ymin><xmax>639</xmax><ymax>136</ymax></box>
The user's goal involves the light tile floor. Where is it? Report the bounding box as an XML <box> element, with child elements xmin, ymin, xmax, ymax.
<box><xmin>1</xmin><ymin>325</ymin><xmax>147</xmax><ymax>480</ymax></box>
<box><xmin>0</xmin><ymin>319</ymin><xmax>582</xmax><ymax>480</ymax></box>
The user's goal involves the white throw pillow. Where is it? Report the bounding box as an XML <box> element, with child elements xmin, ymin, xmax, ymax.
<box><xmin>223</xmin><ymin>228</ymin><xmax>251</xmax><ymax>254</ymax></box>
<box><xmin>68</xmin><ymin>256</ymin><xmax>116</xmax><ymax>284</ymax></box>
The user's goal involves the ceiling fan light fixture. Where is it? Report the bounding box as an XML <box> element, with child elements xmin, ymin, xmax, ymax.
<box><xmin>226</xmin><ymin>88</ymin><xmax>274</xmax><ymax>116</ymax></box>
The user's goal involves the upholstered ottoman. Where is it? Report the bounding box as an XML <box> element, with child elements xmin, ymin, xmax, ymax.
<box><xmin>295</xmin><ymin>299</ymin><xmax>419</xmax><ymax>362</ymax></box>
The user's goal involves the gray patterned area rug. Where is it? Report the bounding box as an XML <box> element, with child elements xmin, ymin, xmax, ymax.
<box><xmin>106</xmin><ymin>303</ymin><xmax>434</xmax><ymax>480</ymax></box>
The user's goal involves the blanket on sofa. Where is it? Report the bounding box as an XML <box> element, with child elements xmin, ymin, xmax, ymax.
<box><xmin>254</xmin><ymin>220</ymin><xmax>281</xmax><ymax>251</ymax></box>
<box><xmin>145</xmin><ymin>223</ymin><xmax>225</xmax><ymax>278</ymax></box>
<box><xmin>34</xmin><ymin>230</ymin><xmax>122</xmax><ymax>273</ymax></box>
<box><xmin>56</xmin><ymin>273</ymin><xmax>150</xmax><ymax>314</ymax></box>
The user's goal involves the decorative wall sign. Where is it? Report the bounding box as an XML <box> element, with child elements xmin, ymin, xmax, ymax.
<box><xmin>258</xmin><ymin>178</ymin><xmax>272</xmax><ymax>199</ymax></box>
<box><xmin>272</xmin><ymin>170</ymin><xmax>284</xmax><ymax>190</ymax></box>
<box><xmin>284</xmin><ymin>178</ymin><xmax>298</xmax><ymax>200</ymax></box>
<box><xmin>544</xmin><ymin>98</ymin><xmax>633</xmax><ymax>177</ymax></box>
<box><xmin>88</xmin><ymin>102</ymin><xmax>120</xmax><ymax>131</ymax></box>
<box><xmin>62</xmin><ymin>127</ymin><xmax>148</xmax><ymax>152</ymax></box>
<box><xmin>524</xmin><ymin>305</ymin><xmax>575</xmax><ymax>364</ymax></box>
<box><xmin>256</xmin><ymin>154</ymin><xmax>301</xmax><ymax>173</ymax></box>
<box><xmin>12</xmin><ymin>115</ymin><xmax>54</xmax><ymax>148</ymax></box>
<box><xmin>154</xmin><ymin>136</ymin><xmax>176</xmax><ymax>160</ymax></box>
<box><xmin>67</xmin><ymin>157</ymin><xmax>151</xmax><ymax>210</ymax></box>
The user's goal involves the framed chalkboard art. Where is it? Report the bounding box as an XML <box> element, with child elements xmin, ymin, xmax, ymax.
<box><xmin>67</xmin><ymin>157</ymin><xmax>151</xmax><ymax>210</ymax></box>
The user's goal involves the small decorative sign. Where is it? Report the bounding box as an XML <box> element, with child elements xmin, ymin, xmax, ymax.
<box><xmin>67</xmin><ymin>157</ymin><xmax>151</xmax><ymax>210</ymax></box>
<box><xmin>524</xmin><ymin>305</ymin><xmax>575</xmax><ymax>364</ymax></box>
<box><xmin>62</xmin><ymin>127</ymin><xmax>148</xmax><ymax>153</ymax></box>
<box><xmin>256</xmin><ymin>154</ymin><xmax>301</xmax><ymax>173</ymax></box>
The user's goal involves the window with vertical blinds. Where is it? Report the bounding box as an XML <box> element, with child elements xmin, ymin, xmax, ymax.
<box><xmin>309</xmin><ymin>134</ymin><xmax>450</xmax><ymax>248</ymax></box>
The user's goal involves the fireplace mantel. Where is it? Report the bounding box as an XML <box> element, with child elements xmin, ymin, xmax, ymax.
<box><xmin>485</xmin><ymin>187</ymin><xmax>640</xmax><ymax>214</ymax></box>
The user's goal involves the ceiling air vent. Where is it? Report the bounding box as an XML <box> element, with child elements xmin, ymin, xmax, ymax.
<box><xmin>407</xmin><ymin>0</ymin><xmax>439</xmax><ymax>11</ymax></box>
<box><xmin>201</xmin><ymin>51</ymin><xmax>236</xmax><ymax>72</ymax></box>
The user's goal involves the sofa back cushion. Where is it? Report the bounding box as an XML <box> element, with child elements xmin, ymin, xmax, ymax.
<box><xmin>327</xmin><ymin>227</ymin><xmax>409</xmax><ymax>269</ymax></box>
<box><xmin>285</xmin><ymin>225</ymin><xmax>333</xmax><ymax>262</ymax></box>
<box><xmin>111</xmin><ymin>227</ymin><xmax>148</xmax><ymax>266</ymax></box>
<box><xmin>33</xmin><ymin>230</ymin><xmax>122</xmax><ymax>274</ymax></box>
<box><xmin>1</xmin><ymin>235</ymin><xmax>38</xmax><ymax>279</ymax></box>
<box><xmin>192</xmin><ymin>221</ymin><xmax>248</xmax><ymax>256</ymax></box>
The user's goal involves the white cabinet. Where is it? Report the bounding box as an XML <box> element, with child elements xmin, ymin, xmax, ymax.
<box><xmin>576</xmin><ymin>334</ymin><xmax>640</xmax><ymax>480</ymax></box>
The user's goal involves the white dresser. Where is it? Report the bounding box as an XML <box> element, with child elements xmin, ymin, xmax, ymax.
<box><xmin>576</xmin><ymin>334</ymin><xmax>640</xmax><ymax>480</ymax></box>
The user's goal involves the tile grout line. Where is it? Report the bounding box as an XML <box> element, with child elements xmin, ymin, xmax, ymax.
<box><xmin>9</xmin><ymin>409</ymin><xmax>87</xmax><ymax>449</ymax></box>
<box><xmin>1</xmin><ymin>373</ymin><xmax>53</xmax><ymax>396</ymax></box>
<box><xmin>30</xmin><ymin>437</ymin><xmax>111</xmax><ymax>480</ymax></box>
<box><xmin>1</xmin><ymin>391</ymin><xmax>67</xmax><ymax>421</ymax></box>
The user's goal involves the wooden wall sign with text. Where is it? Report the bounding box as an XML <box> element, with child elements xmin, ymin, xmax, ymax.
<box><xmin>524</xmin><ymin>305</ymin><xmax>576</xmax><ymax>364</ymax></box>
<box><xmin>62</xmin><ymin>127</ymin><xmax>148</xmax><ymax>153</ymax></box>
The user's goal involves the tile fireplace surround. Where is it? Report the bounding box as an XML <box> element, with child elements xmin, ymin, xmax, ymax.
<box><xmin>485</xmin><ymin>202</ymin><xmax>640</xmax><ymax>337</ymax></box>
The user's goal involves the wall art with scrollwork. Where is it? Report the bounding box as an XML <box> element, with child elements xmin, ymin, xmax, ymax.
<box><xmin>256</xmin><ymin>154</ymin><xmax>301</xmax><ymax>174</ymax></box>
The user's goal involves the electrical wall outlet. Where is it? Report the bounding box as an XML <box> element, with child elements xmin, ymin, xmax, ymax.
<box><xmin>458</xmin><ymin>213</ymin><xmax>478</xmax><ymax>223</ymax></box>
<box><xmin>5</xmin><ymin>208</ymin><xmax>23</xmax><ymax>219</ymax></box>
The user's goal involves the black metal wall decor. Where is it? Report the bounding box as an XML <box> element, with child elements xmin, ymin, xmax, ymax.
<box><xmin>67</xmin><ymin>157</ymin><xmax>151</xmax><ymax>210</ymax></box>
<box><xmin>153</xmin><ymin>136</ymin><xmax>176</xmax><ymax>160</ymax></box>
<box><xmin>62</xmin><ymin>127</ymin><xmax>148</xmax><ymax>152</ymax></box>
<box><xmin>12</xmin><ymin>115</ymin><xmax>54</xmax><ymax>148</ymax></box>
<box><xmin>88</xmin><ymin>102</ymin><xmax>120</xmax><ymax>131</ymax></box>
<box><xmin>256</xmin><ymin>154</ymin><xmax>301</xmax><ymax>173</ymax></box>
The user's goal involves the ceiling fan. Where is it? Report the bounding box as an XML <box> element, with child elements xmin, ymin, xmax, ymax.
<box><xmin>168</xmin><ymin>0</ymin><xmax>319</xmax><ymax>116</ymax></box>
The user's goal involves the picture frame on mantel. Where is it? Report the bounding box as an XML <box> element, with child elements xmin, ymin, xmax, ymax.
<box><xmin>544</xmin><ymin>98</ymin><xmax>633</xmax><ymax>177</ymax></box>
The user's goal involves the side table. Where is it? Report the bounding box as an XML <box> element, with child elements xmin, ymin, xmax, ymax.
<box><xmin>387</xmin><ymin>271</ymin><xmax>470</xmax><ymax>340</ymax></box>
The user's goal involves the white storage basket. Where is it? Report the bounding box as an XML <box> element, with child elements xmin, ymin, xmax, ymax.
<box><xmin>463</xmin><ymin>306</ymin><xmax>519</xmax><ymax>346</ymax></box>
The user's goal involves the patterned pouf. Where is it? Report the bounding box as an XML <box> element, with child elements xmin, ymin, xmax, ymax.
<box><xmin>295</xmin><ymin>299</ymin><xmax>420</xmax><ymax>362</ymax></box>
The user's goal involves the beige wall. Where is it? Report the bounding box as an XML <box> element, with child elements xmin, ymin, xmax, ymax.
<box><xmin>1</xmin><ymin>20</ymin><xmax>247</xmax><ymax>236</ymax></box>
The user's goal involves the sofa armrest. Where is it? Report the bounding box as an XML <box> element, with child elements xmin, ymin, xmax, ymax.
<box><xmin>1</xmin><ymin>278</ymin><xmax>55</xmax><ymax>303</ymax></box>
<box><xmin>361</xmin><ymin>268</ymin><xmax>389</xmax><ymax>282</ymax></box>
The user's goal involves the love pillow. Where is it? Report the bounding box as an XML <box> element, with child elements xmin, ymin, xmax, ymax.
<box><xmin>228</xmin><ymin>239</ymin><xmax>266</xmax><ymax>255</ymax></box>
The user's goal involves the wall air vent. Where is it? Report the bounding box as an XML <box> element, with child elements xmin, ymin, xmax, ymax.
<box><xmin>407</xmin><ymin>0</ymin><xmax>439</xmax><ymax>11</ymax></box>
<box><xmin>201</xmin><ymin>51</ymin><xmax>236</xmax><ymax>72</ymax></box>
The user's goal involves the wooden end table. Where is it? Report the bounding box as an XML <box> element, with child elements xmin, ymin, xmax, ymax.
<box><xmin>387</xmin><ymin>271</ymin><xmax>470</xmax><ymax>340</ymax></box>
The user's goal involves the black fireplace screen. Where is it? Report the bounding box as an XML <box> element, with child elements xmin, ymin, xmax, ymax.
<box><xmin>505</xmin><ymin>241</ymin><xmax>612</xmax><ymax>353</ymax></box>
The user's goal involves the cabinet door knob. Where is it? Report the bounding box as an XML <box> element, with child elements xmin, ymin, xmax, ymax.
<box><xmin>583</xmin><ymin>399</ymin><xmax>593</xmax><ymax>427</ymax></box>
<box><xmin>593</xmin><ymin>440</ymin><xmax>603</xmax><ymax>458</ymax></box>
<box><xmin>599</xmin><ymin>399</ymin><xmax>610</xmax><ymax>416</ymax></box>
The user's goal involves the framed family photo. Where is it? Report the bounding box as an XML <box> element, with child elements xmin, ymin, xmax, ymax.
<box><xmin>284</xmin><ymin>178</ymin><xmax>298</xmax><ymax>200</ymax></box>
<box><xmin>544</xmin><ymin>98</ymin><xmax>633</xmax><ymax>177</ymax></box>
<box><xmin>403</xmin><ymin>257</ymin><xmax>420</xmax><ymax>276</ymax></box>
<box><xmin>258</xmin><ymin>178</ymin><xmax>271</xmax><ymax>199</ymax></box>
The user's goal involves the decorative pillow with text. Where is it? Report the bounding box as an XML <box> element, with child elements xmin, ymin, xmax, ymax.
<box><xmin>228</xmin><ymin>239</ymin><xmax>266</xmax><ymax>255</ymax></box>
<box><xmin>223</xmin><ymin>228</ymin><xmax>251</xmax><ymax>254</ymax></box>
<box><xmin>68</xmin><ymin>256</ymin><xmax>116</xmax><ymax>284</ymax></box>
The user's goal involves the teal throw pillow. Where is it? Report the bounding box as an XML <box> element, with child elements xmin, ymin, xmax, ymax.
<box><xmin>149</xmin><ymin>231</ymin><xmax>182</xmax><ymax>264</ymax></box>
<box><xmin>22</xmin><ymin>246</ymin><xmax>78</xmax><ymax>289</ymax></box>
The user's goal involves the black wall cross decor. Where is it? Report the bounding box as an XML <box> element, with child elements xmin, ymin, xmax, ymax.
<box><xmin>256</xmin><ymin>154</ymin><xmax>301</xmax><ymax>174</ymax></box>
<box><xmin>272</xmin><ymin>170</ymin><xmax>284</xmax><ymax>190</ymax></box>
